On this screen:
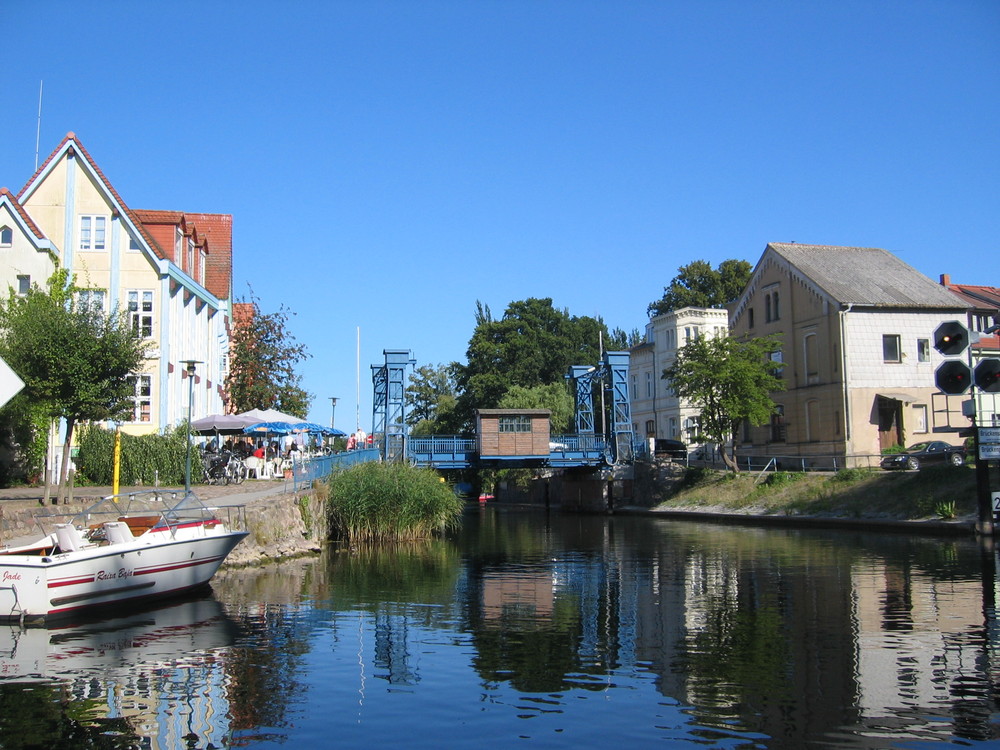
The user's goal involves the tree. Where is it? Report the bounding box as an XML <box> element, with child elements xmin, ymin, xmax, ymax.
<box><xmin>647</xmin><ymin>259</ymin><xmax>752</xmax><ymax>317</ymax></box>
<box><xmin>226</xmin><ymin>291</ymin><xmax>311</xmax><ymax>417</ymax></box>
<box><xmin>453</xmin><ymin>298</ymin><xmax>609</xmax><ymax>430</ymax></box>
<box><xmin>405</xmin><ymin>363</ymin><xmax>459</xmax><ymax>434</ymax></box>
<box><xmin>0</xmin><ymin>270</ymin><xmax>150</xmax><ymax>500</ymax></box>
<box><xmin>498</xmin><ymin>383</ymin><xmax>575</xmax><ymax>433</ymax></box>
<box><xmin>663</xmin><ymin>333</ymin><xmax>783</xmax><ymax>471</ymax></box>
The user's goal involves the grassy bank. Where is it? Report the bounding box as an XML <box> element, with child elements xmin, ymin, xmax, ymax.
<box><xmin>654</xmin><ymin>464</ymin><xmax>979</xmax><ymax>521</ymax></box>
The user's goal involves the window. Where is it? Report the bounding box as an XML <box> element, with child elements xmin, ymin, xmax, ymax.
<box><xmin>187</xmin><ymin>238</ymin><xmax>195</xmax><ymax>273</ymax></box>
<box><xmin>805</xmin><ymin>400</ymin><xmax>819</xmax><ymax>442</ymax></box>
<box><xmin>770</xmin><ymin>349</ymin><xmax>784</xmax><ymax>378</ymax></box>
<box><xmin>765</xmin><ymin>294</ymin><xmax>772</xmax><ymax>323</ymax></box>
<box><xmin>0</xmin><ymin>226</ymin><xmax>11</xmax><ymax>246</ymax></box>
<box><xmin>16</xmin><ymin>275</ymin><xmax>30</xmax><ymax>296</ymax></box>
<box><xmin>645</xmin><ymin>371</ymin><xmax>653</xmax><ymax>398</ymax></box>
<box><xmin>912</xmin><ymin>404</ymin><xmax>928</xmax><ymax>433</ymax></box>
<box><xmin>629</xmin><ymin>374</ymin><xmax>636</xmax><ymax>400</ymax></box>
<box><xmin>128</xmin><ymin>234</ymin><xmax>141</xmax><ymax>251</ymax></box>
<box><xmin>773</xmin><ymin>290</ymin><xmax>780</xmax><ymax>321</ymax></box>
<box><xmin>684</xmin><ymin>417</ymin><xmax>699</xmax><ymax>441</ymax></box>
<box><xmin>80</xmin><ymin>216</ymin><xmax>107</xmax><ymax>251</ymax></box>
<box><xmin>748</xmin><ymin>308</ymin><xmax>755</xmax><ymax>328</ymax></box>
<box><xmin>803</xmin><ymin>332</ymin><xmax>819</xmax><ymax>385</ymax></box>
<box><xmin>498</xmin><ymin>415</ymin><xmax>531</xmax><ymax>433</ymax></box>
<box><xmin>917</xmin><ymin>338</ymin><xmax>930</xmax><ymax>362</ymax></box>
<box><xmin>126</xmin><ymin>375</ymin><xmax>152</xmax><ymax>422</ymax></box>
<box><xmin>645</xmin><ymin>420</ymin><xmax>655</xmax><ymax>437</ymax></box>
<box><xmin>770</xmin><ymin>405</ymin><xmax>786</xmax><ymax>443</ymax></box>
<box><xmin>882</xmin><ymin>334</ymin><xmax>901</xmax><ymax>363</ymax></box>
<box><xmin>128</xmin><ymin>290</ymin><xmax>154</xmax><ymax>337</ymax></box>
<box><xmin>668</xmin><ymin>417</ymin><xmax>678</xmax><ymax>438</ymax></box>
<box><xmin>78</xmin><ymin>289</ymin><xmax>106</xmax><ymax>313</ymax></box>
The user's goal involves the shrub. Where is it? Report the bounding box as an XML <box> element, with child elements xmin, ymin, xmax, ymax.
<box><xmin>326</xmin><ymin>462</ymin><xmax>464</xmax><ymax>543</ymax></box>
<box><xmin>831</xmin><ymin>467</ymin><xmax>875</xmax><ymax>483</ymax></box>
<box><xmin>77</xmin><ymin>423</ymin><xmax>197</xmax><ymax>486</ymax></box>
<box><xmin>763</xmin><ymin>471</ymin><xmax>804</xmax><ymax>488</ymax></box>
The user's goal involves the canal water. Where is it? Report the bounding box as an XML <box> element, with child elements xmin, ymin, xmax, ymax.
<box><xmin>2</xmin><ymin>507</ymin><xmax>999</xmax><ymax>749</ymax></box>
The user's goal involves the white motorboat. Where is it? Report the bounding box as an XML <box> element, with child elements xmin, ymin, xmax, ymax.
<box><xmin>0</xmin><ymin>491</ymin><xmax>248</xmax><ymax>623</ymax></box>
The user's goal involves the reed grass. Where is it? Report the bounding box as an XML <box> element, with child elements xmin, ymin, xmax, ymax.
<box><xmin>325</xmin><ymin>462</ymin><xmax>464</xmax><ymax>542</ymax></box>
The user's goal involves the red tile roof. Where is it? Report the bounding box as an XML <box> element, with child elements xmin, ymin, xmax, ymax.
<box><xmin>0</xmin><ymin>186</ymin><xmax>47</xmax><ymax>240</ymax></box>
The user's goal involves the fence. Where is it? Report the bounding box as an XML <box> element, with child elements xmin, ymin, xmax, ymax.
<box><xmin>289</xmin><ymin>448</ymin><xmax>381</xmax><ymax>490</ymax></box>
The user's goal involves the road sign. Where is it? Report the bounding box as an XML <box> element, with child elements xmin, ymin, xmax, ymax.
<box><xmin>979</xmin><ymin>427</ymin><xmax>1000</xmax><ymax>444</ymax></box>
<box><xmin>0</xmin><ymin>355</ymin><xmax>24</xmax><ymax>409</ymax></box>
<box><xmin>981</xmin><ymin>444</ymin><xmax>1000</xmax><ymax>461</ymax></box>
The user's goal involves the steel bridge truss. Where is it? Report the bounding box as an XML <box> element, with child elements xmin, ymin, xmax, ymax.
<box><xmin>371</xmin><ymin>349</ymin><xmax>416</xmax><ymax>462</ymax></box>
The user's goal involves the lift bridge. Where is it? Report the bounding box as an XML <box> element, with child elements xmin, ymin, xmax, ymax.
<box><xmin>371</xmin><ymin>349</ymin><xmax>634</xmax><ymax>470</ymax></box>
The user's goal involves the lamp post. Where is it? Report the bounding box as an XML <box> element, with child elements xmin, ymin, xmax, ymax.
<box><xmin>182</xmin><ymin>360</ymin><xmax>202</xmax><ymax>494</ymax></box>
<box><xmin>329</xmin><ymin>396</ymin><xmax>338</xmax><ymax>429</ymax></box>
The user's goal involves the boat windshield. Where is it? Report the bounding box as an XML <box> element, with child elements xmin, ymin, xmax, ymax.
<box><xmin>31</xmin><ymin>490</ymin><xmax>216</xmax><ymax>536</ymax></box>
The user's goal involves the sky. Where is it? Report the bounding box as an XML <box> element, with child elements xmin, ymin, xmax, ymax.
<box><xmin>1</xmin><ymin>1</ymin><xmax>997</xmax><ymax>429</ymax></box>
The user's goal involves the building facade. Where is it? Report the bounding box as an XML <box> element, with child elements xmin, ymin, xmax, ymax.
<box><xmin>0</xmin><ymin>134</ymin><xmax>231</xmax><ymax>468</ymax></box>
<box><xmin>629</xmin><ymin>307</ymin><xmax>729</xmax><ymax>449</ymax></box>
<box><xmin>729</xmin><ymin>243</ymin><xmax>969</xmax><ymax>468</ymax></box>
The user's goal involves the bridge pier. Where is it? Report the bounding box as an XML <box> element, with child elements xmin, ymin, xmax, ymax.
<box><xmin>549</xmin><ymin>466</ymin><xmax>634</xmax><ymax>513</ymax></box>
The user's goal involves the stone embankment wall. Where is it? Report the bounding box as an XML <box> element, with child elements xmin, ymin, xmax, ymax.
<box><xmin>224</xmin><ymin>489</ymin><xmax>328</xmax><ymax>566</ymax></box>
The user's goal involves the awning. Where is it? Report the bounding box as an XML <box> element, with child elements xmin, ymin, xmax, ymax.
<box><xmin>877</xmin><ymin>393</ymin><xmax>913</xmax><ymax>404</ymax></box>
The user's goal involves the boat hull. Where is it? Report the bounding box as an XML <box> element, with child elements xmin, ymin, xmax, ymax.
<box><xmin>0</xmin><ymin>528</ymin><xmax>248</xmax><ymax>622</ymax></box>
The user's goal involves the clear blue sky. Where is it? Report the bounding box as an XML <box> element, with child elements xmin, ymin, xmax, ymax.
<box><xmin>2</xmin><ymin>1</ymin><xmax>997</xmax><ymax>429</ymax></box>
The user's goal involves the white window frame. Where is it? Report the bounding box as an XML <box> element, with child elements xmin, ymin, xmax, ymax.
<box><xmin>78</xmin><ymin>289</ymin><xmax>107</xmax><ymax>313</ymax></box>
<box><xmin>917</xmin><ymin>338</ymin><xmax>930</xmax><ymax>363</ymax></box>
<box><xmin>16</xmin><ymin>275</ymin><xmax>30</xmax><ymax>296</ymax></box>
<box><xmin>128</xmin><ymin>290</ymin><xmax>154</xmax><ymax>338</ymax></box>
<box><xmin>79</xmin><ymin>215</ymin><xmax>107</xmax><ymax>251</ymax></box>
<box><xmin>0</xmin><ymin>226</ymin><xmax>12</xmax><ymax>247</ymax></box>
<box><xmin>126</xmin><ymin>375</ymin><xmax>152</xmax><ymax>423</ymax></box>
<box><xmin>882</xmin><ymin>334</ymin><xmax>902</xmax><ymax>364</ymax></box>
<box><xmin>912</xmin><ymin>404</ymin><xmax>928</xmax><ymax>434</ymax></box>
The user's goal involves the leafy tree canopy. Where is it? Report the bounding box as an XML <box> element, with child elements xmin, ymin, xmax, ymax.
<box><xmin>406</xmin><ymin>363</ymin><xmax>460</xmax><ymax>434</ymax></box>
<box><xmin>663</xmin><ymin>333</ymin><xmax>783</xmax><ymax>471</ymax></box>
<box><xmin>226</xmin><ymin>291</ymin><xmax>311</xmax><ymax>417</ymax></box>
<box><xmin>452</xmin><ymin>298</ymin><xmax>609</xmax><ymax>431</ymax></box>
<box><xmin>0</xmin><ymin>269</ymin><xmax>150</xmax><ymax>496</ymax></box>
<box><xmin>498</xmin><ymin>383</ymin><xmax>575</xmax><ymax>434</ymax></box>
<box><xmin>648</xmin><ymin>259</ymin><xmax>752</xmax><ymax>317</ymax></box>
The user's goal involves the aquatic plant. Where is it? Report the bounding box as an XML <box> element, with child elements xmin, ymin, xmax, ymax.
<box><xmin>325</xmin><ymin>461</ymin><xmax>464</xmax><ymax>542</ymax></box>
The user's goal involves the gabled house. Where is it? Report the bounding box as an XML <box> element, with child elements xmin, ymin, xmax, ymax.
<box><xmin>729</xmin><ymin>243</ymin><xmax>969</xmax><ymax>468</ymax></box>
<box><xmin>3</xmin><ymin>133</ymin><xmax>232</xmax><ymax>473</ymax></box>
<box><xmin>629</xmin><ymin>306</ymin><xmax>729</xmax><ymax>449</ymax></box>
<box><xmin>0</xmin><ymin>187</ymin><xmax>58</xmax><ymax>296</ymax></box>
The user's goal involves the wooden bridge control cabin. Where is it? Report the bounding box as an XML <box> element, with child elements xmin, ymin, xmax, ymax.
<box><xmin>476</xmin><ymin>409</ymin><xmax>551</xmax><ymax>461</ymax></box>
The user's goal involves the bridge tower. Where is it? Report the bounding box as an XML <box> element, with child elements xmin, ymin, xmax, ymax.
<box><xmin>566</xmin><ymin>352</ymin><xmax>634</xmax><ymax>464</ymax></box>
<box><xmin>568</xmin><ymin>365</ymin><xmax>597</xmax><ymax>434</ymax></box>
<box><xmin>371</xmin><ymin>349</ymin><xmax>416</xmax><ymax>462</ymax></box>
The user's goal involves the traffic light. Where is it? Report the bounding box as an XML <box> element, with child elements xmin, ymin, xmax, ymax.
<box><xmin>975</xmin><ymin>358</ymin><xmax>1000</xmax><ymax>393</ymax></box>
<box><xmin>935</xmin><ymin>359</ymin><xmax>972</xmax><ymax>395</ymax></box>
<box><xmin>934</xmin><ymin>321</ymin><xmax>968</xmax><ymax>356</ymax></box>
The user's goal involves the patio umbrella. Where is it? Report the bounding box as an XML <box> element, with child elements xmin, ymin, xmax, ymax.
<box><xmin>192</xmin><ymin>413</ymin><xmax>259</xmax><ymax>435</ymax></box>
<box><xmin>242</xmin><ymin>421</ymin><xmax>297</xmax><ymax>435</ymax></box>
<box><xmin>237</xmin><ymin>408</ymin><xmax>307</xmax><ymax>425</ymax></box>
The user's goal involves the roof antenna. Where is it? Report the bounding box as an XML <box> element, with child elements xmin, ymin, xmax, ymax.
<box><xmin>34</xmin><ymin>80</ymin><xmax>43</xmax><ymax>171</ymax></box>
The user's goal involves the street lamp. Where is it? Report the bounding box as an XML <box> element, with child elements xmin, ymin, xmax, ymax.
<box><xmin>329</xmin><ymin>396</ymin><xmax>338</xmax><ymax>429</ymax></box>
<box><xmin>182</xmin><ymin>360</ymin><xmax>202</xmax><ymax>494</ymax></box>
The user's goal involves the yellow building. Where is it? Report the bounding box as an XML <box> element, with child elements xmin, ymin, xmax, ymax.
<box><xmin>1</xmin><ymin>133</ymin><xmax>231</xmax><ymax>477</ymax></box>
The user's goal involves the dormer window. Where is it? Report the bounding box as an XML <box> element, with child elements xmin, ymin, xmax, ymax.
<box><xmin>0</xmin><ymin>226</ymin><xmax>12</xmax><ymax>246</ymax></box>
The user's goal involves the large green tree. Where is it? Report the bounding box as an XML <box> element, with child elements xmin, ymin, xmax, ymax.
<box><xmin>663</xmin><ymin>333</ymin><xmax>783</xmax><ymax>471</ymax></box>
<box><xmin>648</xmin><ymin>259</ymin><xmax>752</xmax><ymax>317</ymax></box>
<box><xmin>226</xmin><ymin>292</ymin><xmax>311</xmax><ymax>417</ymax></box>
<box><xmin>452</xmin><ymin>298</ymin><xmax>608</xmax><ymax>431</ymax></box>
<box><xmin>406</xmin><ymin>363</ymin><xmax>460</xmax><ymax>434</ymax></box>
<box><xmin>0</xmin><ymin>270</ymin><xmax>150</xmax><ymax>500</ymax></box>
<box><xmin>499</xmin><ymin>383</ymin><xmax>575</xmax><ymax>433</ymax></box>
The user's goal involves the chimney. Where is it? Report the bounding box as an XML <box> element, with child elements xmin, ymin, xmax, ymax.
<box><xmin>939</xmin><ymin>273</ymin><xmax>951</xmax><ymax>287</ymax></box>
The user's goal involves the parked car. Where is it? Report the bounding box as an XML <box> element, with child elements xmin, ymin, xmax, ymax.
<box><xmin>879</xmin><ymin>441</ymin><xmax>965</xmax><ymax>471</ymax></box>
<box><xmin>654</xmin><ymin>439</ymin><xmax>688</xmax><ymax>460</ymax></box>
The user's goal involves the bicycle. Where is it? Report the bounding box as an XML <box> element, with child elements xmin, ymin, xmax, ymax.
<box><xmin>225</xmin><ymin>456</ymin><xmax>248</xmax><ymax>485</ymax></box>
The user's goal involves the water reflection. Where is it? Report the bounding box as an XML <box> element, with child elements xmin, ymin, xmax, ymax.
<box><xmin>1</xmin><ymin>509</ymin><xmax>999</xmax><ymax>748</ymax></box>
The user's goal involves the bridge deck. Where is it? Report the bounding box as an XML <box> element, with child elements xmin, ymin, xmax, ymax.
<box><xmin>407</xmin><ymin>434</ymin><xmax>609</xmax><ymax>469</ymax></box>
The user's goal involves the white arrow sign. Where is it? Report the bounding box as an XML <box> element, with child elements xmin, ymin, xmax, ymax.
<box><xmin>0</xmin><ymin>355</ymin><xmax>25</xmax><ymax>409</ymax></box>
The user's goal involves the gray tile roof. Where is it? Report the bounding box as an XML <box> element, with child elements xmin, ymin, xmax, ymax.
<box><xmin>767</xmin><ymin>243</ymin><xmax>967</xmax><ymax>308</ymax></box>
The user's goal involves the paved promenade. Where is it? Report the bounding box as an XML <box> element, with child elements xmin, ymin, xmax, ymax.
<box><xmin>0</xmin><ymin>479</ymin><xmax>296</xmax><ymax>508</ymax></box>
